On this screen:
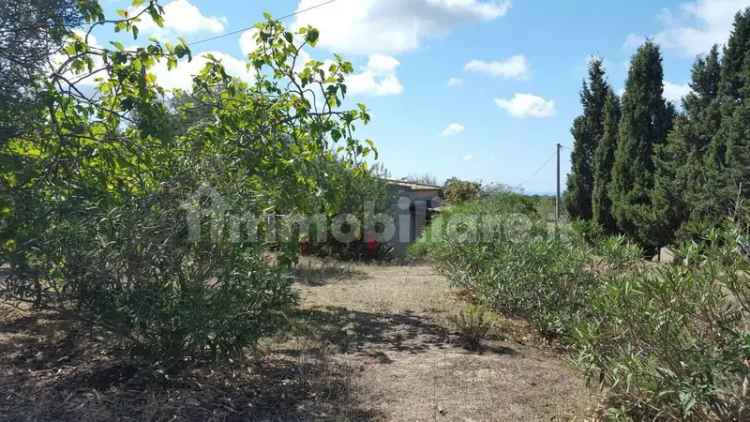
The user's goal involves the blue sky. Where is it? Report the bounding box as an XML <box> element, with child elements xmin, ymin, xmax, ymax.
<box><xmin>95</xmin><ymin>0</ymin><xmax>750</xmax><ymax>193</ymax></box>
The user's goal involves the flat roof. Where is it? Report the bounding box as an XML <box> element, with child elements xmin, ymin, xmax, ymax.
<box><xmin>381</xmin><ymin>178</ymin><xmax>442</xmax><ymax>191</ymax></box>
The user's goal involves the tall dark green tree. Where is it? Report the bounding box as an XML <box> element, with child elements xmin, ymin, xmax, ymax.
<box><xmin>717</xmin><ymin>8</ymin><xmax>750</xmax><ymax>101</ymax></box>
<box><xmin>591</xmin><ymin>90</ymin><xmax>620</xmax><ymax>234</ymax></box>
<box><xmin>652</xmin><ymin>46</ymin><xmax>722</xmax><ymax>240</ymax></box>
<box><xmin>610</xmin><ymin>41</ymin><xmax>674</xmax><ymax>251</ymax></box>
<box><xmin>565</xmin><ymin>58</ymin><xmax>610</xmax><ymax>220</ymax></box>
<box><xmin>705</xmin><ymin>8</ymin><xmax>750</xmax><ymax>220</ymax></box>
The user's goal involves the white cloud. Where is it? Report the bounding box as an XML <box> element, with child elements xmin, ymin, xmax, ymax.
<box><xmin>663</xmin><ymin>81</ymin><xmax>692</xmax><ymax>104</ymax></box>
<box><xmin>463</xmin><ymin>154</ymin><xmax>474</xmax><ymax>161</ymax></box>
<box><xmin>292</xmin><ymin>0</ymin><xmax>511</xmax><ymax>55</ymax></box>
<box><xmin>447</xmin><ymin>77</ymin><xmax>464</xmax><ymax>87</ymax></box>
<box><xmin>647</xmin><ymin>0</ymin><xmax>750</xmax><ymax>56</ymax></box>
<box><xmin>605</xmin><ymin>83</ymin><xmax>689</xmax><ymax>107</ymax></box>
<box><xmin>441</xmin><ymin>123</ymin><xmax>465</xmax><ymax>136</ymax></box>
<box><xmin>494</xmin><ymin>93</ymin><xmax>556</xmax><ymax>118</ymax></box>
<box><xmin>366</xmin><ymin>54</ymin><xmax>400</xmax><ymax>73</ymax></box>
<box><xmin>238</xmin><ymin>28</ymin><xmax>259</xmax><ymax>56</ymax></box>
<box><xmin>346</xmin><ymin>54</ymin><xmax>404</xmax><ymax>96</ymax></box>
<box><xmin>131</xmin><ymin>0</ymin><xmax>226</xmax><ymax>34</ymax></box>
<box><xmin>294</xmin><ymin>49</ymin><xmax>314</xmax><ymax>72</ymax></box>
<box><xmin>623</xmin><ymin>33</ymin><xmax>647</xmax><ymax>49</ymax></box>
<box><xmin>464</xmin><ymin>55</ymin><xmax>529</xmax><ymax>79</ymax></box>
<box><xmin>151</xmin><ymin>51</ymin><xmax>253</xmax><ymax>91</ymax></box>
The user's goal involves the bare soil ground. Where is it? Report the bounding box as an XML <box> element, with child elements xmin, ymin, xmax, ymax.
<box><xmin>288</xmin><ymin>260</ymin><xmax>597</xmax><ymax>421</ymax></box>
<box><xmin>0</xmin><ymin>261</ymin><xmax>597</xmax><ymax>421</ymax></box>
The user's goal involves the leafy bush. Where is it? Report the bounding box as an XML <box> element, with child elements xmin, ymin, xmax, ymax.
<box><xmin>415</xmin><ymin>192</ymin><xmax>594</xmax><ymax>337</ymax></box>
<box><xmin>570</xmin><ymin>218</ymin><xmax>606</xmax><ymax>245</ymax></box>
<box><xmin>449</xmin><ymin>304</ymin><xmax>497</xmax><ymax>350</ymax></box>
<box><xmin>417</xmin><ymin>193</ymin><xmax>750</xmax><ymax>420</ymax></box>
<box><xmin>1</xmin><ymin>4</ymin><xmax>376</xmax><ymax>364</ymax></box>
<box><xmin>442</xmin><ymin>177</ymin><xmax>481</xmax><ymax>204</ymax></box>
<box><xmin>4</xmin><ymin>176</ymin><xmax>296</xmax><ymax>362</ymax></box>
<box><xmin>574</xmin><ymin>227</ymin><xmax>750</xmax><ymax>421</ymax></box>
<box><xmin>305</xmin><ymin>160</ymin><xmax>395</xmax><ymax>261</ymax></box>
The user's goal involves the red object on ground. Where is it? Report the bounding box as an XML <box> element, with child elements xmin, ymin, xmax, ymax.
<box><xmin>365</xmin><ymin>232</ymin><xmax>378</xmax><ymax>257</ymax></box>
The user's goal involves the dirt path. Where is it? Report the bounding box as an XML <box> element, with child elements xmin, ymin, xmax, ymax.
<box><xmin>0</xmin><ymin>261</ymin><xmax>595</xmax><ymax>421</ymax></box>
<box><xmin>289</xmin><ymin>261</ymin><xmax>596</xmax><ymax>421</ymax></box>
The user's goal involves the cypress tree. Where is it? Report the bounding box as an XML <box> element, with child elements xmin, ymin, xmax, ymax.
<box><xmin>610</xmin><ymin>41</ymin><xmax>674</xmax><ymax>251</ymax></box>
<box><xmin>706</xmin><ymin>8</ymin><xmax>750</xmax><ymax>218</ymax></box>
<box><xmin>717</xmin><ymin>101</ymin><xmax>750</xmax><ymax>196</ymax></box>
<box><xmin>591</xmin><ymin>90</ymin><xmax>620</xmax><ymax>234</ymax></box>
<box><xmin>652</xmin><ymin>46</ymin><xmax>722</xmax><ymax>240</ymax></box>
<box><xmin>717</xmin><ymin>8</ymin><xmax>750</xmax><ymax>102</ymax></box>
<box><xmin>565</xmin><ymin>59</ymin><xmax>610</xmax><ymax>220</ymax></box>
<box><xmin>689</xmin><ymin>45</ymin><xmax>722</xmax><ymax>113</ymax></box>
<box><xmin>566</xmin><ymin>116</ymin><xmax>588</xmax><ymax>219</ymax></box>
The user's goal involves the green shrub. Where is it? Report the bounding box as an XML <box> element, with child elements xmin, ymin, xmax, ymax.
<box><xmin>449</xmin><ymin>304</ymin><xmax>497</xmax><ymax>350</ymax></box>
<box><xmin>417</xmin><ymin>192</ymin><xmax>594</xmax><ymax>337</ymax></box>
<box><xmin>570</xmin><ymin>218</ymin><xmax>607</xmax><ymax>245</ymax></box>
<box><xmin>306</xmin><ymin>161</ymin><xmax>395</xmax><ymax>262</ymax></box>
<box><xmin>574</xmin><ymin>227</ymin><xmax>750</xmax><ymax>421</ymax></box>
<box><xmin>1</xmin><ymin>11</ymin><xmax>377</xmax><ymax>367</ymax></box>
<box><xmin>442</xmin><ymin>177</ymin><xmax>481</xmax><ymax>204</ymax></box>
<box><xmin>7</xmin><ymin>181</ymin><xmax>296</xmax><ymax>363</ymax></box>
<box><xmin>418</xmin><ymin>193</ymin><xmax>750</xmax><ymax>420</ymax></box>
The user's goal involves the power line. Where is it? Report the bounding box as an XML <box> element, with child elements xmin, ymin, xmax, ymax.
<box><xmin>517</xmin><ymin>152</ymin><xmax>556</xmax><ymax>189</ymax></box>
<box><xmin>188</xmin><ymin>0</ymin><xmax>339</xmax><ymax>47</ymax></box>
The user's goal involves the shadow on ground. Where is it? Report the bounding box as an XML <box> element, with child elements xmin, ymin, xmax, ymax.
<box><xmin>0</xmin><ymin>310</ymin><xmax>383</xmax><ymax>422</ymax></box>
<box><xmin>291</xmin><ymin>306</ymin><xmax>517</xmax><ymax>357</ymax></box>
<box><xmin>294</xmin><ymin>262</ymin><xmax>371</xmax><ymax>286</ymax></box>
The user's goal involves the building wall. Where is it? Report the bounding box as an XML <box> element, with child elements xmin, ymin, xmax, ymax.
<box><xmin>386</xmin><ymin>187</ymin><xmax>441</xmax><ymax>255</ymax></box>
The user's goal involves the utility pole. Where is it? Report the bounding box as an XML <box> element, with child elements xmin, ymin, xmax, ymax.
<box><xmin>555</xmin><ymin>143</ymin><xmax>561</xmax><ymax>233</ymax></box>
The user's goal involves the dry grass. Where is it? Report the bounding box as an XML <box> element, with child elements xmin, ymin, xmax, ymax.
<box><xmin>0</xmin><ymin>260</ymin><xmax>598</xmax><ymax>421</ymax></box>
<box><xmin>0</xmin><ymin>306</ymin><xmax>377</xmax><ymax>421</ymax></box>
<box><xmin>289</xmin><ymin>258</ymin><xmax>598</xmax><ymax>421</ymax></box>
